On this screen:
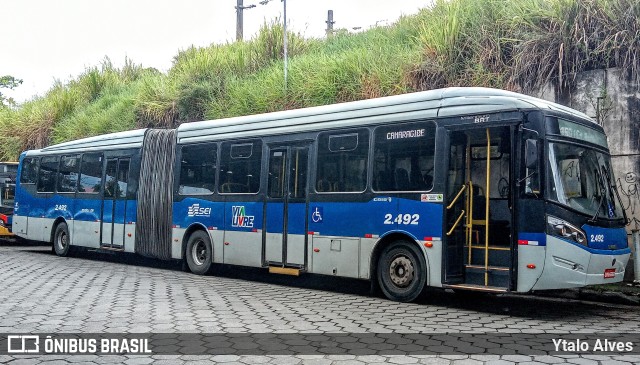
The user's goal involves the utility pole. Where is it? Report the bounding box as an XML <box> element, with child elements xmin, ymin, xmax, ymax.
<box><xmin>236</xmin><ymin>0</ymin><xmax>256</xmax><ymax>42</ymax></box>
<box><xmin>325</xmin><ymin>10</ymin><xmax>335</xmax><ymax>37</ymax></box>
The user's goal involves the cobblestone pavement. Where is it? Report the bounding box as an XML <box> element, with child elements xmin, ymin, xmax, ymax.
<box><xmin>1</xmin><ymin>243</ymin><xmax>640</xmax><ymax>364</ymax></box>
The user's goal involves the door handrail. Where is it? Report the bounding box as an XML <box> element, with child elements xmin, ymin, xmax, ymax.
<box><xmin>446</xmin><ymin>184</ymin><xmax>466</xmax><ymax>210</ymax></box>
<box><xmin>446</xmin><ymin>210</ymin><xmax>465</xmax><ymax>236</ymax></box>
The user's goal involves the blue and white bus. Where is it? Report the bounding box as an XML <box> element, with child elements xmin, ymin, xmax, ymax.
<box><xmin>12</xmin><ymin>87</ymin><xmax>630</xmax><ymax>302</ymax></box>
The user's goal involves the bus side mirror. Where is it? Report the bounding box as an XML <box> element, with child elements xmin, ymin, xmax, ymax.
<box><xmin>525</xmin><ymin>139</ymin><xmax>538</xmax><ymax>170</ymax></box>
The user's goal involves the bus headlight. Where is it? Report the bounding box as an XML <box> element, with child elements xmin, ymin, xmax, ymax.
<box><xmin>547</xmin><ymin>215</ymin><xmax>587</xmax><ymax>245</ymax></box>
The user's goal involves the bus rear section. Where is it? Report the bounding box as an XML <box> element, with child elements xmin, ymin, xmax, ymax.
<box><xmin>0</xmin><ymin>162</ymin><xmax>18</xmax><ymax>237</ymax></box>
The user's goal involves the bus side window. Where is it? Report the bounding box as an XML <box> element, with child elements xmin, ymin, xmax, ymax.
<box><xmin>219</xmin><ymin>140</ymin><xmax>262</xmax><ymax>194</ymax></box>
<box><xmin>37</xmin><ymin>156</ymin><xmax>59</xmax><ymax>193</ymax></box>
<box><xmin>179</xmin><ymin>143</ymin><xmax>217</xmax><ymax>195</ymax></box>
<box><xmin>316</xmin><ymin>130</ymin><xmax>369</xmax><ymax>193</ymax></box>
<box><xmin>20</xmin><ymin>157</ymin><xmax>39</xmax><ymax>184</ymax></box>
<box><xmin>79</xmin><ymin>154</ymin><xmax>103</xmax><ymax>194</ymax></box>
<box><xmin>373</xmin><ymin>122</ymin><xmax>436</xmax><ymax>192</ymax></box>
<box><xmin>58</xmin><ymin>155</ymin><xmax>80</xmax><ymax>193</ymax></box>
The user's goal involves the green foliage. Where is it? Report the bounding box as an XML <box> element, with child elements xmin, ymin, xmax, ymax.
<box><xmin>1</xmin><ymin>0</ymin><xmax>638</xmax><ymax>161</ymax></box>
<box><xmin>0</xmin><ymin>75</ymin><xmax>23</xmax><ymax>108</ymax></box>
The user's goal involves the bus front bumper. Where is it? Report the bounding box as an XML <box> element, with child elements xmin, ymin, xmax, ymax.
<box><xmin>529</xmin><ymin>235</ymin><xmax>630</xmax><ymax>291</ymax></box>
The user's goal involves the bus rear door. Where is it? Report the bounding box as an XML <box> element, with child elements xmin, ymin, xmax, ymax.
<box><xmin>101</xmin><ymin>158</ymin><xmax>130</xmax><ymax>249</ymax></box>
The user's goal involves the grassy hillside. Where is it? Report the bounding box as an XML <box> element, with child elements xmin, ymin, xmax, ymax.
<box><xmin>0</xmin><ymin>0</ymin><xmax>637</xmax><ymax>160</ymax></box>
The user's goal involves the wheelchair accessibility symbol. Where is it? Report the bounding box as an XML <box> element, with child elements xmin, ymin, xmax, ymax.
<box><xmin>311</xmin><ymin>207</ymin><xmax>323</xmax><ymax>223</ymax></box>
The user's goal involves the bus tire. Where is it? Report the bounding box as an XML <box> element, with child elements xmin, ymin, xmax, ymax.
<box><xmin>53</xmin><ymin>222</ymin><xmax>70</xmax><ymax>257</ymax></box>
<box><xmin>377</xmin><ymin>241</ymin><xmax>426</xmax><ymax>302</ymax></box>
<box><xmin>186</xmin><ymin>231</ymin><xmax>213</xmax><ymax>275</ymax></box>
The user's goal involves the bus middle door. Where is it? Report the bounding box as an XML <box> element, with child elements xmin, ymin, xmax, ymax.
<box><xmin>264</xmin><ymin>144</ymin><xmax>310</xmax><ymax>269</ymax></box>
<box><xmin>101</xmin><ymin>158</ymin><xmax>130</xmax><ymax>249</ymax></box>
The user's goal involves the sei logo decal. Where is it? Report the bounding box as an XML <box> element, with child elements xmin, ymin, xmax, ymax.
<box><xmin>232</xmin><ymin>206</ymin><xmax>254</xmax><ymax>228</ymax></box>
<box><xmin>187</xmin><ymin>203</ymin><xmax>211</xmax><ymax>217</ymax></box>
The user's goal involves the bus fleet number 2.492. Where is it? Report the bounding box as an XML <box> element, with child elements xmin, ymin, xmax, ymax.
<box><xmin>383</xmin><ymin>213</ymin><xmax>420</xmax><ymax>225</ymax></box>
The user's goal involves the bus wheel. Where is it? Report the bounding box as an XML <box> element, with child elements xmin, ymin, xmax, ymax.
<box><xmin>186</xmin><ymin>231</ymin><xmax>213</xmax><ymax>275</ymax></box>
<box><xmin>53</xmin><ymin>222</ymin><xmax>70</xmax><ymax>257</ymax></box>
<box><xmin>377</xmin><ymin>241</ymin><xmax>426</xmax><ymax>302</ymax></box>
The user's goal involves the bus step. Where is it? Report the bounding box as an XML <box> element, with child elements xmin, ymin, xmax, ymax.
<box><xmin>464</xmin><ymin>265</ymin><xmax>509</xmax><ymax>287</ymax></box>
<box><xmin>443</xmin><ymin>284</ymin><xmax>508</xmax><ymax>293</ymax></box>
<box><xmin>268</xmin><ymin>266</ymin><xmax>301</xmax><ymax>276</ymax></box>
<box><xmin>465</xmin><ymin>264</ymin><xmax>509</xmax><ymax>272</ymax></box>
<box><xmin>90</xmin><ymin>247</ymin><xmax>122</xmax><ymax>254</ymax></box>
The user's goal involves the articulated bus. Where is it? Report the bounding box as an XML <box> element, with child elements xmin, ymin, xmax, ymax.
<box><xmin>12</xmin><ymin>87</ymin><xmax>630</xmax><ymax>302</ymax></box>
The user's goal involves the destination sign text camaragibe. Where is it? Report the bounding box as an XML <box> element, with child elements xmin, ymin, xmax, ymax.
<box><xmin>386</xmin><ymin>129</ymin><xmax>425</xmax><ymax>140</ymax></box>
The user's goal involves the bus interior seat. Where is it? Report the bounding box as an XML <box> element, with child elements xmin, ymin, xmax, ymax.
<box><xmin>201</xmin><ymin>183</ymin><xmax>215</xmax><ymax>193</ymax></box>
<box><xmin>423</xmin><ymin>173</ymin><xmax>433</xmax><ymax>190</ymax></box>
<box><xmin>394</xmin><ymin>168</ymin><xmax>410</xmax><ymax>190</ymax></box>
<box><xmin>471</xmin><ymin>184</ymin><xmax>486</xmax><ymax>220</ymax></box>
<box><xmin>375</xmin><ymin>171</ymin><xmax>393</xmax><ymax>191</ymax></box>
<box><xmin>333</xmin><ymin>180</ymin><xmax>345</xmax><ymax>191</ymax></box>
<box><xmin>410</xmin><ymin>169</ymin><xmax>423</xmax><ymax>189</ymax></box>
<box><xmin>221</xmin><ymin>182</ymin><xmax>247</xmax><ymax>193</ymax></box>
<box><xmin>317</xmin><ymin>179</ymin><xmax>332</xmax><ymax>192</ymax></box>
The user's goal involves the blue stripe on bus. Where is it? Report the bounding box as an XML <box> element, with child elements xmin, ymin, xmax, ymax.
<box><xmin>287</xmin><ymin>203</ymin><xmax>307</xmax><ymax>235</ymax></box>
<box><xmin>581</xmin><ymin>224</ymin><xmax>628</xmax><ymax>250</ymax></box>
<box><xmin>172</xmin><ymin>197</ymin><xmax>444</xmax><ymax>239</ymax></box>
<box><xmin>308</xmin><ymin>198</ymin><xmax>443</xmax><ymax>238</ymax></box>
<box><xmin>553</xmin><ymin>234</ymin><xmax>631</xmax><ymax>255</ymax></box>
<box><xmin>522</xmin><ymin>230</ymin><xmax>632</xmax><ymax>255</ymax></box>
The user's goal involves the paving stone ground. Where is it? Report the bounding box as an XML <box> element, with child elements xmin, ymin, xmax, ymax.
<box><xmin>1</xmin><ymin>243</ymin><xmax>640</xmax><ymax>364</ymax></box>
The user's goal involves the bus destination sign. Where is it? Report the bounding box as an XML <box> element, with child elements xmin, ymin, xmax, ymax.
<box><xmin>386</xmin><ymin>129</ymin><xmax>425</xmax><ymax>140</ymax></box>
<box><xmin>558</xmin><ymin>119</ymin><xmax>608</xmax><ymax>148</ymax></box>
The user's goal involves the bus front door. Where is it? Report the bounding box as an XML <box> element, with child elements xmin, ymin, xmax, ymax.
<box><xmin>444</xmin><ymin>126</ymin><xmax>514</xmax><ymax>290</ymax></box>
<box><xmin>101</xmin><ymin>158</ymin><xmax>130</xmax><ymax>249</ymax></box>
<box><xmin>265</xmin><ymin>145</ymin><xmax>310</xmax><ymax>269</ymax></box>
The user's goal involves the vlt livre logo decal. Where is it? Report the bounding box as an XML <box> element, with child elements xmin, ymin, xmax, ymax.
<box><xmin>232</xmin><ymin>206</ymin><xmax>254</xmax><ymax>228</ymax></box>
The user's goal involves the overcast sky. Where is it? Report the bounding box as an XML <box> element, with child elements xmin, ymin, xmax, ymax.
<box><xmin>2</xmin><ymin>0</ymin><xmax>430</xmax><ymax>103</ymax></box>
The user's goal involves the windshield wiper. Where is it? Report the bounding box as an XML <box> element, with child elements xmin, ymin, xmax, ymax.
<box><xmin>602</xmin><ymin>165</ymin><xmax>628</xmax><ymax>223</ymax></box>
<box><xmin>588</xmin><ymin>168</ymin><xmax>607</xmax><ymax>223</ymax></box>
<box><xmin>583</xmin><ymin>150</ymin><xmax>608</xmax><ymax>223</ymax></box>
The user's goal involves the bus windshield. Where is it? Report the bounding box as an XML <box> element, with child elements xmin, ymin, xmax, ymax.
<box><xmin>548</xmin><ymin>142</ymin><xmax>624</xmax><ymax>220</ymax></box>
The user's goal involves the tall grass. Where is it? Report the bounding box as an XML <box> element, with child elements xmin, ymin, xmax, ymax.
<box><xmin>411</xmin><ymin>0</ymin><xmax>640</xmax><ymax>91</ymax></box>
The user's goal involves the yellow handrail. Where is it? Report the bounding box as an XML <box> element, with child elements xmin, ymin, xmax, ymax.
<box><xmin>446</xmin><ymin>210</ymin><xmax>466</xmax><ymax>236</ymax></box>
<box><xmin>467</xmin><ymin>180</ymin><xmax>473</xmax><ymax>264</ymax></box>
<box><xmin>446</xmin><ymin>184</ymin><xmax>466</xmax><ymax>210</ymax></box>
<box><xmin>485</xmin><ymin>128</ymin><xmax>491</xmax><ymax>286</ymax></box>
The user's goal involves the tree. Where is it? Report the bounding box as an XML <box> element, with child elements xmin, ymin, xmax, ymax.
<box><xmin>0</xmin><ymin>75</ymin><xmax>23</xmax><ymax>108</ymax></box>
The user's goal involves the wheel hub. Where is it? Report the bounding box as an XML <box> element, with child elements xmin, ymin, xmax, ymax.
<box><xmin>192</xmin><ymin>240</ymin><xmax>207</xmax><ymax>266</ymax></box>
<box><xmin>389</xmin><ymin>256</ymin><xmax>414</xmax><ymax>287</ymax></box>
<box><xmin>58</xmin><ymin>232</ymin><xmax>67</xmax><ymax>249</ymax></box>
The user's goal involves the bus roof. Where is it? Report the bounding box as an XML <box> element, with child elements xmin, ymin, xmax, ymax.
<box><xmin>25</xmin><ymin>87</ymin><xmax>593</xmax><ymax>154</ymax></box>
<box><xmin>176</xmin><ymin>87</ymin><xmax>592</xmax><ymax>144</ymax></box>
<box><xmin>26</xmin><ymin>128</ymin><xmax>148</xmax><ymax>155</ymax></box>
